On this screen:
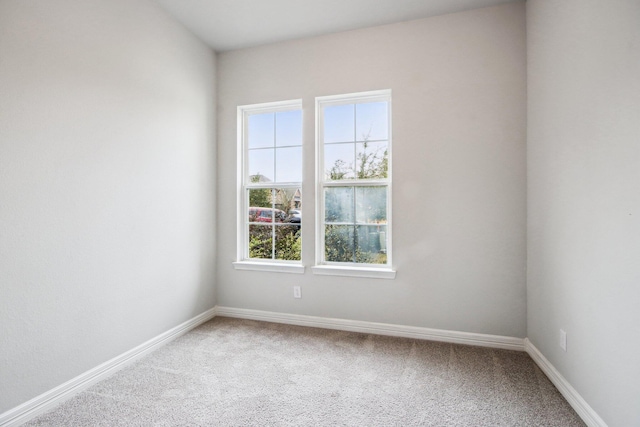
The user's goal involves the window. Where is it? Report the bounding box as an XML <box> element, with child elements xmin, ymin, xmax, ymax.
<box><xmin>314</xmin><ymin>90</ymin><xmax>394</xmax><ymax>277</ymax></box>
<box><xmin>234</xmin><ymin>100</ymin><xmax>304</xmax><ymax>274</ymax></box>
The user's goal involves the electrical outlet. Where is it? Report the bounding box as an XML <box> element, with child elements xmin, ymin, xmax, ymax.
<box><xmin>559</xmin><ymin>329</ymin><xmax>567</xmax><ymax>351</ymax></box>
<box><xmin>293</xmin><ymin>286</ymin><xmax>301</xmax><ymax>299</ymax></box>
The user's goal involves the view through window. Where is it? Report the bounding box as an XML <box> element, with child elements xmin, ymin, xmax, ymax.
<box><xmin>241</xmin><ymin>101</ymin><xmax>302</xmax><ymax>262</ymax></box>
<box><xmin>318</xmin><ymin>91</ymin><xmax>391</xmax><ymax>266</ymax></box>
<box><xmin>238</xmin><ymin>91</ymin><xmax>391</xmax><ymax>271</ymax></box>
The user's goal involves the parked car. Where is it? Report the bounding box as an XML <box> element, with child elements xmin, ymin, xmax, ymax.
<box><xmin>249</xmin><ymin>207</ymin><xmax>287</xmax><ymax>223</ymax></box>
<box><xmin>287</xmin><ymin>209</ymin><xmax>301</xmax><ymax>228</ymax></box>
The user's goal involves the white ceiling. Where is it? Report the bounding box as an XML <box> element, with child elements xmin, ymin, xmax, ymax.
<box><xmin>154</xmin><ymin>0</ymin><xmax>522</xmax><ymax>52</ymax></box>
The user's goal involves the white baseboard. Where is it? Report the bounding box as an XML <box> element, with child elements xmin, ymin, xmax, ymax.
<box><xmin>0</xmin><ymin>307</ymin><xmax>216</xmax><ymax>427</ymax></box>
<box><xmin>2</xmin><ymin>307</ymin><xmax>605</xmax><ymax>427</ymax></box>
<box><xmin>524</xmin><ymin>339</ymin><xmax>608</xmax><ymax>427</ymax></box>
<box><xmin>214</xmin><ymin>306</ymin><xmax>525</xmax><ymax>351</ymax></box>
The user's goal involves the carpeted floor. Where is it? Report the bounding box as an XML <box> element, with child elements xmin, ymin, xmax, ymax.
<box><xmin>26</xmin><ymin>317</ymin><xmax>585</xmax><ymax>426</ymax></box>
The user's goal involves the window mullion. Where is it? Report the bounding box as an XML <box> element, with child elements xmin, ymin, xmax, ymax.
<box><xmin>271</xmin><ymin>188</ymin><xmax>275</xmax><ymax>259</ymax></box>
<box><xmin>272</xmin><ymin>112</ymin><xmax>277</xmax><ymax>185</ymax></box>
<box><xmin>247</xmin><ymin>182</ymin><xmax>301</xmax><ymax>189</ymax></box>
<box><xmin>271</xmin><ymin>224</ymin><xmax>276</xmax><ymax>260</ymax></box>
<box><xmin>352</xmin><ymin>185</ymin><xmax>357</xmax><ymax>263</ymax></box>
<box><xmin>322</xmin><ymin>180</ymin><xmax>388</xmax><ymax>187</ymax></box>
<box><xmin>353</xmin><ymin>104</ymin><xmax>357</xmax><ymax>179</ymax></box>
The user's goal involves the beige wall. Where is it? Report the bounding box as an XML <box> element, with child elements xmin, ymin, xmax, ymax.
<box><xmin>527</xmin><ymin>0</ymin><xmax>640</xmax><ymax>425</ymax></box>
<box><xmin>0</xmin><ymin>0</ymin><xmax>216</xmax><ymax>412</ymax></box>
<box><xmin>217</xmin><ymin>3</ymin><xmax>527</xmax><ymax>337</ymax></box>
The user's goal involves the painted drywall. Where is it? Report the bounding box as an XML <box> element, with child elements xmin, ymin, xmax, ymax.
<box><xmin>0</xmin><ymin>0</ymin><xmax>216</xmax><ymax>413</ymax></box>
<box><xmin>217</xmin><ymin>3</ymin><xmax>526</xmax><ymax>337</ymax></box>
<box><xmin>527</xmin><ymin>1</ymin><xmax>640</xmax><ymax>426</ymax></box>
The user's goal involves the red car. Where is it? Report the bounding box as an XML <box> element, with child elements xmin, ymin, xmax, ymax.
<box><xmin>249</xmin><ymin>207</ymin><xmax>287</xmax><ymax>223</ymax></box>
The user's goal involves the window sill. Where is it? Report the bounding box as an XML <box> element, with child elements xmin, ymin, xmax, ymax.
<box><xmin>311</xmin><ymin>265</ymin><xmax>396</xmax><ymax>279</ymax></box>
<box><xmin>232</xmin><ymin>261</ymin><xmax>305</xmax><ymax>274</ymax></box>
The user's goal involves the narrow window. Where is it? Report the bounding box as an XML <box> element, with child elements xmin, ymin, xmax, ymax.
<box><xmin>316</xmin><ymin>90</ymin><xmax>392</xmax><ymax>268</ymax></box>
<box><xmin>237</xmin><ymin>101</ymin><xmax>302</xmax><ymax>266</ymax></box>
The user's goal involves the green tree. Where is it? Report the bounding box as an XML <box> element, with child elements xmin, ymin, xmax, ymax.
<box><xmin>275</xmin><ymin>188</ymin><xmax>297</xmax><ymax>212</ymax></box>
<box><xmin>327</xmin><ymin>131</ymin><xmax>388</xmax><ymax>180</ymax></box>
<box><xmin>249</xmin><ymin>174</ymin><xmax>271</xmax><ymax>208</ymax></box>
<box><xmin>328</xmin><ymin>159</ymin><xmax>350</xmax><ymax>180</ymax></box>
<box><xmin>356</xmin><ymin>142</ymin><xmax>388</xmax><ymax>179</ymax></box>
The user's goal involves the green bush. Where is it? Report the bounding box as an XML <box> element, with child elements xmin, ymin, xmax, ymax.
<box><xmin>249</xmin><ymin>226</ymin><xmax>301</xmax><ymax>261</ymax></box>
<box><xmin>324</xmin><ymin>225</ymin><xmax>386</xmax><ymax>264</ymax></box>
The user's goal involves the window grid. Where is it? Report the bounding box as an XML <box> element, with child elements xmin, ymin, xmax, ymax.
<box><xmin>238</xmin><ymin>100</ymin><xmax>302</xmax><ymax>263</ymax></box>
<box><xmin>316</xmin><ymin>90</ymin><xmax>392</xmax><ymax>268</ymax></box>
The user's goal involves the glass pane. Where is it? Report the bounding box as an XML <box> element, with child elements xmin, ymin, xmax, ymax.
<box><xmin>356</xmin><ymin>101</ymin><xmax>388</xmax><ymax>142</ymax></box>
<box><xmin>248</xmin><ymin>188</ymin><xmax>273</xmax><ymax>224</ymax></box>
<box><xmin>249</xmin><ymin>188</ymin><xmax>272</xmax><ymax>209</ymax></box>
<box><xmin>275</xmin><ymin>146</ymin><xmax>302</xmax><ymax>182</ymax></box>
<box><xmin>325</xmin><ymin>187</ymin><xmax>354</xmax><ymax>223</ymax></box>
<box><xmin>356</xmin><ymin>225</ymin><xmax>387</xmax><ymax>264</ymax></box>
<box><xmin>355</xmin><ymin>141</ymin><xmax>388</xmax><ymax>179</ymax></box>
<box><xmin>248</xmin><ymin>113</ymin><xmax>274</xmax><ymax>149</ymax></box>
<box><xmin>275</xmin><ymin>224</ymin><xmax>301</xmax><ymax>261</ymax></box>
<box><xmin>249</xmin><ymin>224</ymin><xmax>273</xmax><ymax>259</ymax></box>
<box><xmin>273</xmin><ymin>188</ymin><xmax>300</xmax><ymax>219</ymax></box>
<box><xmin>324</xmin><ymin>143</ymin><xmax>355</xmax><ymax>180</ymax></box>
<box><xmin>275</xmin><ymin>110</ymin><xmax>302</xmax><ymax>147</ymax></box>
<box><xmin>325</xmin><ymin>225</ymin><xmax>354</xmax><ymax>263</ymax></box>
<box><xmin>248</xmin><ymin>149</ymin><xmax>274</xmax><ymax>182</ymax></box>
<box><xmin>324</xmin><ymin>104</ymin><xmax>354</xmax><ymax>143</ymax></box>
<box><xmin>355</xmin><ymin>186</ymin><xmax>387</xmax><ymax>224</ymax></box>
<box><xmin>283</xmin><ymin>188</ymin><xmax>302</xmax><ymax>231</ymax></box>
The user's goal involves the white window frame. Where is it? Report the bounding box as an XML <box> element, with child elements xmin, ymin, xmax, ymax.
<box><xmin>312</xmin><ymin>90</ymin><xmax>396</xmax><ymax>279</ymax></box>
<box><xmin>233</xmin><ymin>99</ymin><xmax>304</xmax><ymax>274</ymax></box>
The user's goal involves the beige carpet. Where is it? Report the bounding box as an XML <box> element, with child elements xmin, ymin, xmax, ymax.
<box><xmin>26</xmin><ymin>317</ymin><xmax>585</xmax><ymax>426</ymax></box>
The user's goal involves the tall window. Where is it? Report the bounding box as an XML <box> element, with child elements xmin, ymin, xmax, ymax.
<box><xmin>238</xmin><ymin>100</ymin><xmax>302</xmax><ymax>265</ymax></box>
<box><xmin>316</xmin><ymin>90</ymin><xmax>392</xmax><ymax>268</ymax></box>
